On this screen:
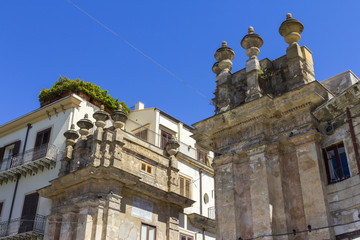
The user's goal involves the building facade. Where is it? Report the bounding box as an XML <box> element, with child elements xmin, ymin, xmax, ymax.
<box><xmin>0</xmin><ymin>93</ymin><xmax>215</xmax><ymax>239</ymax></box>
<box><xmin>193</xmin><ymin>14</ymin><xmax>360</xmax><ymax>240</ymax></box>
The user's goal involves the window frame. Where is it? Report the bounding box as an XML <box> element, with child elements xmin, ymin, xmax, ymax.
<box><xmin>160</xmin><ymin>129</ymin><xmax>173</xmax><ymax>150</ymax></box>
<box><xmin>140</xmin><ymin>223</ymin><xmax>156</xmax><ymax>240</ymax></box>
<box><xmin>180</xmin><ymin>233</ymin><xmax>194</xmax><ymax>240</ymax></box>
<box><xmin>196</xmin><ymin>148</ymin><xmax>208</xmax><ymax>163</ymax></box>
<box><xmin>135</xmin><ymin>128</ymin><xmax>149</xmax><ymax>141</ymax></box>
<box><xmin>323</xmin><ymin>142</ymin><xmax>350</xmax><ymax>184</ymax></box>
<box><xmin>179</xmin><ymin>175</ymin><xmax>192</xmax><ymax>198</ymax></box>
<box><xmin>140</xmin><ymin>161</ymin><xmax>153</xmax><ymax>175</ymax></box>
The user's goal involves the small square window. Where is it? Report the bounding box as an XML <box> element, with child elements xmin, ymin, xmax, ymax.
<box><xmin>140</xmin><ymin>161</ymin><xmax>153</xmax><ymax>175</ymax></box>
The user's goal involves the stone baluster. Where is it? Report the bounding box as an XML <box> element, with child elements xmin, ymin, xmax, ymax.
<box><xmin>77</xmin><ymin>114</ymin><xmax>94</xmax><ymax>140</ymax></box>
<box><xmin>73</xmin><ymin>114</ymin><xmax>94</xmax><ymax>171</ymax></box>
<box><xmin>279</xmin><ymin>13</ymin><xmax>315</xmax><ymax>89</ymax></box>
<box><xmin>92</xmin><ymin>105</ymin><xmax>110</xmax><ymax>166</ymax></box>
<box><xmin>60</xmin><ymin>124</ymin><xmax>79</xmax><ymax>176</ymax></box>
<box><xmin>110</xmin><ymin>105</ymin><xmax>128</xmax><ymax>166</ymax></box>
<box><xmin>213</xmin><ymin>41</ymin><xmax>235</xmax><ymax>113</ymax></box>
<box><xmin>241</xmin><ymin>26</ymin><xmax>264</xmax><ymax>102</ymax></box>
<box><xmin>166</xmin><ymin>136</ymin><xmax>180</xmax><ymax>192</ymax></box>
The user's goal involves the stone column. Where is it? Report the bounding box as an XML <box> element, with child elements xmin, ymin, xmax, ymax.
<box><xmin>59</xmin><ymin>211</ymin><xmax>78</xmax><ymax>240</ymax></box>
<box><xmin>241</xmin><ymin>27</ymin><xmax>264</xmax><ymax>102</ymax></box>
<box><xmin>291</xmin><ymin>131</ymin><xmax>332</xmax><ymax>239</ymax></box>
<box><xmin>110</xmin><ymin>105</ymin><xmax>127</xmax><ymax>167</ymax></box>
<box><xmin>60</xmin><ymin>124</ymin><xmax>79</xmax><ymax>176</ymax></box>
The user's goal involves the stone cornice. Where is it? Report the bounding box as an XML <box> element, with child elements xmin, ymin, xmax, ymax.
<box><xmin>39</xmin><ymin>165</ymin><xmax>194</xmax><ymax>209</ymax></box>
<box><xmin>0</xmin><ymin>95</ymin><xmax>81</xmax><ymax>138</ymax></box>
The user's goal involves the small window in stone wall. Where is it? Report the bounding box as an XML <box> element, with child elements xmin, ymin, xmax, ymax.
<box><xmin>135</xmin><ymin>129</ymin><xmax>148</xmax><ymax>141</ymax></box>
<box><xmin>179</xmin><ymin>175</ymin><xmax>191</xmax><ymax>198</ymax></box>
<box><xmin>180</xmin><ymin>233</ymin><xmax>193</xmax><ymax>240</ymax></box>
<box><xmin>323</xmin><ymin>142</ymin><xmax>350</xmax><ymax>184</ymax></box>
<box><xmin>140</xmin><ymin>161</ymin><xmax>153</xmax><ymax>175</ymax></box>
<box><xmin>141</xmin><ymin>223</ymin><xmax>156</xmax><ymax>240</ymax></box>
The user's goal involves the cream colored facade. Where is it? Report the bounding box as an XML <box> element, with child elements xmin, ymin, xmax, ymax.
<box><xmin>193</xmin><ymin>14</ymin><xmax>360</xmax><ymax>240</ymax></box>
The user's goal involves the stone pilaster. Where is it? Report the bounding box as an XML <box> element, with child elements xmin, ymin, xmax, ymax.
<box><xmin>59</xmin><ymin>211</ymin><xmax>78</xmax><ymax>240</ymax></box>
<box><xmin>103</xmin><ymin>192</ymin><xmax>122</xmax><ymax>240</ymax></box>
<box><xmin>248</xmin><ymin>148</ymin><xmax>273</xmax><ymax>239</ymax></box>
<box><xmin>46</xmin><ymin>214</ymin><xmax>61</xmax><ymax>240</ymax></box>
<box><xmin>290</xmin><ymin>131</ymin><xmax>333</xmax><ymax>239</ymax></box>
<box><xmin>212</xmin><ymin>152</ymin><xmax>238</xmax><ymax>240</ymax></box>
<box><xmin>166</xmin><ymin>205</ymin><xmax>180</xmax><ymax>240</ymax></box>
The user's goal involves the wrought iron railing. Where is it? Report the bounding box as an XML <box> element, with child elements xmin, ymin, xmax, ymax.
<box><xmin>208</xmin><ymin>206</ymin><xmax>215</xmax><ymax>219</ymax></box>
<box><xmin>0</xmin><ymin>214</ymin><xmax>47</xmax><ymax>237</ymax></box>
<box><xmin>0</xmin><ymin>144</ymin><xmax>58</xmax><ymax>173</ymax></box>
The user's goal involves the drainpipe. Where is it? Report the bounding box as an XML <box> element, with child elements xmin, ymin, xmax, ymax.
<box><xmin>199</xmin><ymin>169</ymin><xmax>203</xmax><ymax>216</ymax></box>
<box><xmin>346</xmin><ymin>108</ymin><xmax>360</xmax><ymax>174</ymax></box>
<box><xmin>8</xmin><ymin>124</ymin><xmax>32</xmax><ymax>225</ymax></box>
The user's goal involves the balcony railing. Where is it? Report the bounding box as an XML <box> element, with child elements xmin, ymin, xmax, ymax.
<box><xmin>0</xmin><ymin>214</ymin><xmax>46</xmax><ymax>239</ymax></box>
<box><xmin>0</xmin><ymin>144</ymin><xmax>58</xmax><ymax>184</ymax></box>
<box><xmin>208</xmin><ymin>206</ymin><xmax>215</xmax><ymax>219</ymax></box>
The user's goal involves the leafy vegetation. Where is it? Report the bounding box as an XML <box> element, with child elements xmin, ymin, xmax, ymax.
<box><xmin>39</xmin><ymin>77</ymin><xmax>130</xmax><ymax>114</ymax></box>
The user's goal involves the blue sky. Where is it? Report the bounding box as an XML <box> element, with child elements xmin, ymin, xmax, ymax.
<box><xmin>1</xmin><ymin>1</ymin><xmax>360</xmax><ymax>126</ymax></box>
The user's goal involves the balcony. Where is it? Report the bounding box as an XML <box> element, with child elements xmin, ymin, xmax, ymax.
<box><xmin>0</xmin><ymin>215</ymin><xmax>47</xmax><ymax>239</ymax></box>
<box><xmin>0</xmin><ymin>144</ymin><xmax>57</xmax><ymax>184</ymax></box>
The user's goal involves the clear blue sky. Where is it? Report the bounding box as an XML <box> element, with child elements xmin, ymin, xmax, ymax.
<box><xmin>1</xmin><ymin>1</ymin><xmax>360</xmax><ymax>126</ymax></box>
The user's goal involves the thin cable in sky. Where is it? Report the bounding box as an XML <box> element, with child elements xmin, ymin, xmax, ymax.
<box><xmin>65</xmin><ymin>0</ymin><xmax>208</xmax><ymax>100</ymax></box>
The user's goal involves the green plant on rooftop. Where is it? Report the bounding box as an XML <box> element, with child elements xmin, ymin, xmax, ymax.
<box><xmin>39</xmin><ymin>77</ymin><xmax>130</xmax><ymax>114</ymax></box>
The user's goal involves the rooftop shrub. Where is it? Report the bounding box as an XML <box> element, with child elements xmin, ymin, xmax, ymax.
<box><xmin>39</xmin><ymin>77</ymin><xmax>130</xmax><ymax>114</ymax></box>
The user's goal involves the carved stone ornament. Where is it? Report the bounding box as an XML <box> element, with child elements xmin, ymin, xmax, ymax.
<box><xmin>279</xmin><ymin>13</ymin><xmax>304</xmax><ymax>44</ymax></box>
<box><xmin>241</xmin><ymin>26</ymin><xmax>263</xmax><ymax>58</ymax></box>
<box><xmin>166</xmin><ymin>136</ymin><xmax>180</xmax><ymax>156</ymax></box>
<box><xmin>214</xmin><ymin>41</ymin><xmax>235</xmax><ymax>72</ymax></box>
<box><xmin>93</xmin><ymin>105</ymin><xmax>110</xmax><ymax>128</ymax></box>
<box><xmin>77</xmin><ymin>113</ymin><xmax>94</xmax><ymax>139</ymax></box>
<box><xmin>111</xmin><ymin>104</ymin><xmax>128</xmax><ymax>129</ymax></box>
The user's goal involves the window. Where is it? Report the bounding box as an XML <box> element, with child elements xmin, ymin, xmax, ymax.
<box><xmin>135</xmin><ymin>129</ymin><xmax>148</xmax><ymax>141</ymax></box>
<box><xmin>19</xmin><ymin>192</ymin><xmax>39</xmax><ymax>233</ymax></box>
<box><xmin>0</xmin><ymin>140</ymin><xmax>21</xmax><ymax>169</ymax></box>
<box><xmin>323</xmin><ymin>142</ymin><xmax>350</xmax><ymax>184</ymax></box>
<box><xmin>141</xmin><ymin>223</ymin><xmax>156</xmax><ymax>240</ymax></box>
<box><xmin>140</xmin><ymin>161</ymin><xmax>153</xmax><ymax>174</ymax></box>
<box><xmin>160</xmin><ymin>130</ymin><xmax>172</xmax><ymax>149</ymax></box>
<box><xmin>197</xmin><ymin>148</ymin><xmax>207</xmax><ymax>163</ymax></box>
<box><xmin>180</xmin><ymin>233</ymin><xmax>193</xmax><ymax>240</ymax></box>
<box><xmin>33</xmin><ymin>128</ymin><xmax>51</xmax><ymax>160</ymax></box>
<box><xmin>179</xmin><ymin>175</ymin><xmax>191</xmax><ymax>198</ymax></box>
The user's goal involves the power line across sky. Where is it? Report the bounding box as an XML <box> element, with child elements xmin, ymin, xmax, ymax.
<box><xmin>0</xmin><ymin>1</ymin><xmax>359</xmax><ymax>126</ymax></box>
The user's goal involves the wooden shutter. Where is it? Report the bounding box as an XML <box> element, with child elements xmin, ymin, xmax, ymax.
<box><xmin>19</xmin><ymin>192</ymin><xmax>39</xmax><ymax>233</ymax></box>
<box><xmin>0</xmin><ymin>147</ymin><xmax>5</xmax><ymax>165</ymax></box>
<box><xmin>0</xmin><ymin>202</ymin><xmax>3</xmax><ymax>217</ymax></box>
<box><xmin>13</xmin><ymin>140</ymin><xmax>21</xmax><ymax>156</ymax></box>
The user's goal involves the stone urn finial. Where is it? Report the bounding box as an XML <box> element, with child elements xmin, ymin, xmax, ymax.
<box><xmin>77</xmin><ymin>114</ymin><xmax>94</xmax><ymax>139</ymax></box>
<box><xmin>93</xmin><ymin>104</ymin><xmax>110</xmax><ymax>128</ymax></box>
<box><xmin>213</xmin><ymin>41</ymin><xmax>235</xmax><ymax>73</ymax></box>
<box><xmin>111</xmin><ymin>104</ymin><xmax>128</xmax><ymax>129</ymax></box>
<box><xmin>279</xmin><ymin>13</ymin><xmax>304</xmax><ymax>45</ymax></box>
<box><xmin>64</xmin><ymin>124</ymin><xmax>79</xmax><ymax>146</ymax></box>
<box><xmin>166</xmin><ymin>136</ymin><xmax>180</xmax><ymax>156</ymax></box>
<box><xmin>241</xmin><ymin>26</ymin><xmax>263</xmax><ymax>59</ymax></box>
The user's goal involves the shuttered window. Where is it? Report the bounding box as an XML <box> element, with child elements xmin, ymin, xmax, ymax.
<box><xmin>0</xmin><ymin>140</ymin><xmax>21</xmax><ymax>169</ymax></box>
<box><xmin>179</xmin><ymin>176</ymin><xmax>191</xmax><ymax>198</ymax></box>
<box><xmin>33</xmin><ymin>128</ymin><xmax>51</xmax><ymax>160</ymax></box>
<box><xmin>18</xmin><ymin>192</ymin><xmax>39</xmax><ymax>233</ymax></box>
